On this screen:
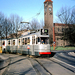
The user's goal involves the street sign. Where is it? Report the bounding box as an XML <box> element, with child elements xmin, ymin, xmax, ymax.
<box><xmin>54</xmin><ymin>42</ymin><xmax>55</xmax><ymax>44</ymax></box>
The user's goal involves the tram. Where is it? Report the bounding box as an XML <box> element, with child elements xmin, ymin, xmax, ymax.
<box><xmin>0</xmin><ymin>29</ymin><xmax>51</xmax><ymax>56</ymax></box>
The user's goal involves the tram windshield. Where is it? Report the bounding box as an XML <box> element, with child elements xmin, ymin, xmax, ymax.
<box><xmin>37</xmin><ymin>37</ymin><xmax>49</xmax><ymax>44</ymax></box>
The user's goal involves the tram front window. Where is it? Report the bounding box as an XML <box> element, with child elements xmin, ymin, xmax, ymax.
<box><xmin>37</xmin><ymin>37</ymin><xmax>49</xmax><ymax>44</ymax></box>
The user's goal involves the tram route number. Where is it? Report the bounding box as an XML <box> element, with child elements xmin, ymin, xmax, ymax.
<box><xmin>27</xmin><ymin>45</ymin><xmax>30</xmax><ymax>49</ymax></box>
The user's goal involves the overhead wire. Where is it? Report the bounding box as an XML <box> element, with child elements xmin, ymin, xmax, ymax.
<box><xmin>26</xmin><ymin>3</ymin><xmax>44</xmax><ymax>21</ymax></box>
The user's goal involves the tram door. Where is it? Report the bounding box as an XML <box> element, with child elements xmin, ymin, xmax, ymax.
<box><xmin>32</xmin><ymin>36</ymin><xmax>35</xmax><ymax>55</ymax></box>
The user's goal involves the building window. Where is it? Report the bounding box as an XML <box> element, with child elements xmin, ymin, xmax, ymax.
<box><xmin>56</xmin><ymin>42</ymin><xmax>58</xmax><ymax>45</ymax></box>
<box><xmin>49</xmin><ymin>3</ymin><xmax>51</xmax><ymax>6</ymax></box>
<box><xmin>50</xmin><ymin>12</ymin><xmax>52</xmax><ymax>15</ymax></box>
<box><xmin>45</xmin><ymin>13</ymin><xmax>46</xmax><ymax>15</ymax></box>
<box><xmin>62</xmin><ymin>28</ymin><xmax>64</xmax><ymax>32</ymax></box>
<box><xmin>58</xmin><ymin>28</ymin><xmax>59</xmax><ymax>31</ymax></box>
<box><xmin>57</xmin><ymin>38</ymin><xmax>59</xmax><ymax>40</ymax></box>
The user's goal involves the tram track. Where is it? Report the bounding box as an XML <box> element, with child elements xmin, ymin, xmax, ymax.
<box><xmin>32</xmin><ymin>54</ymin><xmax>75</xmax><ymax>75</ymax></box>
<box><xmin>27</xmin><ymin>57</ymin><xmax>52</xmax><ymax>75</ymax></box>
<box><xmin>28</xmin><ymin>58</ymin><xmax>41</xmax><ymax>75</ymax></box>
<box><xmin>34</xmin><ymin>58</ymin><xmax>52</xmax><ymax>75</ymax></box>
<box><xmin>1</xmin><ymin>53</ymin><xmax>75</xmax><ymax>75</ymax></box>
<box><xmin>48</xmin><ymin>52</ymin><xmax>75</xmax><ymax>73</ymax></box>
<box><xmin>48</xmin><ymin>58</ymin><xmax>75</xmax><ymax>73</ymax></box>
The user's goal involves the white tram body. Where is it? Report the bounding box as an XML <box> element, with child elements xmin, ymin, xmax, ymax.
<box><xmin>1</xmin><ymin>29</ymin><xmax>51</xmax><ymax>56</ymax></box>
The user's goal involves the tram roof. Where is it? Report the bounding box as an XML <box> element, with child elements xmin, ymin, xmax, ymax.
<box><xmin>19</xmin><ymin>32</ymin><xmax>49</xmax><ymax>38</ymax></box>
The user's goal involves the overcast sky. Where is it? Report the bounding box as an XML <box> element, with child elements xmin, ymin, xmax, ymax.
<box><xmin>0</xmin><ymin>0</ymin><xmax>75</xmax><ymax>22</ymax></box>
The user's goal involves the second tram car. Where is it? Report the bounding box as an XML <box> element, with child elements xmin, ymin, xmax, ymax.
<box><xmin>1</xmin><ymin>29</ymin><xmax>51</xmax><ymax>56</ymax></box>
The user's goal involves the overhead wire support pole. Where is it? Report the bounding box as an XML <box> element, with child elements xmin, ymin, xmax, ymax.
<box><xmin>53</xmin><ymin>23</ymin><xmax>56</xmax><ymax>50</ymax></box>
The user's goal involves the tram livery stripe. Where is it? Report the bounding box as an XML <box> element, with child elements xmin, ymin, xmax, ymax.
<box><xmin>39</xmin><ymin>52</ymin><xmax>51</xmax><ymax>54</ymax></box>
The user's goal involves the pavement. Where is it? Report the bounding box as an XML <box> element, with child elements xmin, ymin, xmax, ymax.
<box><xmin>0</xmin><ymin>54</ymin><xmax>10</xmax><ymax>75</ymax></box>
<box><xmin>0</xmin><ymin>54</ymin><xmax>9</xmax><ymax>69</ymax></box>
<box><xmin>68</xmin><ymin>52</ymin><xmax>75</xmax><ymax>56</ymax></box>
<box><xmin>0</xmin><ymin>55</ymin><xmax>9</xmax><ymax>61</ymax></box>
<box><xmin>0</xmin><ymin>55</ymin><xmax>37</xmax><ymax>75</ymax></box>
<box><xmin>37</xmin><ymin>58</ymin><xmax>75</xmax><ymax>75</ymax></box>
<box><xmin>0</xmin><ymin>52</ymin><xmax>75</xmax><ymax>75</ymax></box>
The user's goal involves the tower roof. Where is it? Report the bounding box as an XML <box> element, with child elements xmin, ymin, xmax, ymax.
<box><xmin>44</xmin><ymin>0</ymin><xmax>53</xmax><ymax>3</ymax></box>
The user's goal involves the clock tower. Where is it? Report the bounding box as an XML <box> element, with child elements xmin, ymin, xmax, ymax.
<box><xmin>44</xmin><ymin>0</ymin><xmax>53</xmax><ymax>36</ymax></box>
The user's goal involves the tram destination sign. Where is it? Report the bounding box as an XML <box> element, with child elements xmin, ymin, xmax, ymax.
<box><xmin>41</xmin><ymin>29</ymin><xmax>48</xmax><ymax>35</ymax></box>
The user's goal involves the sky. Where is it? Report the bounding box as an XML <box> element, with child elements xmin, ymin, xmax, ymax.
<box><xmin>0</xmin><ymin>0</ymin><xmax>75</xmax><ymax>22</ymax></box>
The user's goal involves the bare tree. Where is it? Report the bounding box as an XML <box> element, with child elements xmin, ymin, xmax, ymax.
<box><xmin>29</xmin><ymin>18</ymin><xmax>40</xmax><ymax>30</ymax></box>
<box><xmin>0</xmin><ymin>12</ymin><xmax>5</xmax><ymax>38</ymax></box>
<box><xmin>9</xmin><ymin>14</ymin><xmax>23</xmax><ymax>38</ymax></box>
<box><xmin>0</xmin><ymin>12</ymin><xmax>24</xmax><ymax>39</ymax></box>
<box><xmin>3</xmin><ymin>18</ymin><xmax>12</xmax><ymax>39</ymax></box>
<box><xmin>56</xmin><ymin>6</ymin><xmax>72</xmax><ymax>24</ymax></box>
<box><xmin>56</xmin><ymin>6</ymin><xmax>75</xmax><ymax>46</ymax></box>
<box><xmin>0</xmin><ymin>12</ymin><xmax>11</xmax><ymax>39</ymax></box>
<box><xmin>40</xmin><ymin>19</ymin><xmax>44</xmax><ymax>29</ymax></box>
<box><xmin>70</xmin><ymin>8</ymin><xmax>75</xmax><ymax>24</ymax></box>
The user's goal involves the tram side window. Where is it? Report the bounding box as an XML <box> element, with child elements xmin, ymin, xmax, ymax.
<box><xmin>13</xmin><ymin>40</ymin><xmax>15</xmax><ymax>45</ymax></box>
<box><xmin>3</xmin><ymin>41</ymin><xmax>5</xmax><ymax>45</ymax></box>
<box><xmin>25</xmin><ymin>38</ymin><xmax>27</xmax><ymax>45</ymax></box>
<box><xmin>27</xmin><ymin>37</ymin><xmax>30</xmax><ymax>44</ymax></box>
<box><xmin>36</xmin><ymin>38</ymin><xmax>38</xmax><ymax>44</ymax></box>
<box><xmin>22</xmin><ymin>38</ymin><xmax>25</xmax><ymax>45</ymax></box>
<box><xmin>32</xmin><ymin>36</ymin><xmax>35</xmax><ymax>44</ymax></box>
<box><xmin>8</xmin><ymin>41</ymin><xmax>10</xmax><ymax>46</ymax></box>
<box><xmin>19</xmin><ymin>39</ymin><xmax>20</xmax><ymax>45</ymax></box>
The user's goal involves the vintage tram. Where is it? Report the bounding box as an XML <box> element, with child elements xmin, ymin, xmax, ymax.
<box><xmin>0</xmin><ymin>29</ymin><xmax>51</xmax><ymax>56</ymax></box>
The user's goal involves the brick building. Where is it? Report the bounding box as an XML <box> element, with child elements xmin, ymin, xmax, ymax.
<box><xmin>53</xmin><ymin>23</ymin><xmax>71</xmax><ymax>46</ymax></box>
<box><xmin>44</xmin><ymin>0</ymin><xmax>71</xmax><ymax>46</ymax></box>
